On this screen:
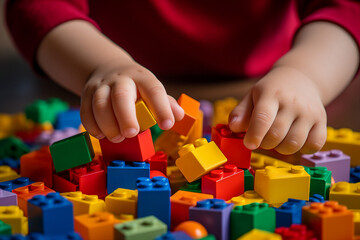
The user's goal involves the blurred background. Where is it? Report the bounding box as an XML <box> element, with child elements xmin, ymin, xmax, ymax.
<box><xmin>0</xmin><ymin>0</ymin><xmax>359</xmax><ymax>130</ymax></box>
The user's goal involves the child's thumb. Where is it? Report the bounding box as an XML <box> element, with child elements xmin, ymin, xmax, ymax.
<box><xmin>228</xmin><ymin>93</ymin><xmax>253</xmax><ymax>132</ymax></box>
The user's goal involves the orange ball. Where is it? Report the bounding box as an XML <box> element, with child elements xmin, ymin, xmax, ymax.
<box><xmin>174</xmin><ymin>221</ymin><xmax>208</xmax><ymax>239</ymax></box>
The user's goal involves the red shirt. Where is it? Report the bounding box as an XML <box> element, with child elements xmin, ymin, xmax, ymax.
<box><xmin>6</xmin><ymin>0</ymin><xmax>360</xmax><ymax>78</ymax></box>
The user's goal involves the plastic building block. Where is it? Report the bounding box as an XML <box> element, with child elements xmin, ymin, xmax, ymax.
<box><xmin>150</xmin><ymin>170</ymin><xmax>167</xmax><ymax>178</ymax></box>
<box><xmin>116</xmin><ymin>214</ymin><xmax>135</xmax><ymax>224</ymax></box>
<box><xmin>170</xmin><ymin>190</ymin><xmax>213</xmax><ymax>228</ymax></box>
<box><xmin>238</xmin><ymin>229</ymin><xmax>281</xmax><ymax>240</ymax></box>
<box><xmin>136</xmin><ymin>177</ymin><xmax>171</xmax><ymax>228</ymax></box>
<box><xmin>60</xmin><ymin>191</ymin><xmax>105</xmax><ymax>216</ymax></box>
<box><xmin>174</xmin><ymin>221</ymin><xmax>208</xmax><ymax>239</ymax></box>
<box><xmin>25</xmin><ymin>98</ymin><xmax>69</xmax><ymax>124</ymax></box>
<box><xmin>250</xmin><ymin>152</ymin><xmax>293</xmax><ymax>171</ymax></box>
<box><xmin>54</xmin><ymin>109</ymin><xmax>81</xmax><ymax>130</ymax></box>
<box><xmin>0</xmin><ymin>206</ymin><xmax>28</xmax><ymax>234</ymax></box>
<box><xmin>114</xmin><ymin>215</ymin><xmax>167</xmax><ymax>240</ymax></box>
<box><xmin>275</xmin><ymin>199</ymin><xmax>306</xmax><ymax>228</ymax></box>
<box><xmin>175</xmin><ymin>138</ymin><xmax>227</xmax><ymax>182</ymax></box>
<box><xmin>243</xmin><ymin>169</ymin><xmax>254</xmax><ymax>191</ymax></box>
<box><xmin>329</xmin><ymin>182</ymin><xmax>360</xmax><ymax>209</ymax></box>
<box><xmin>0</xmin><ymin>137</ymin><xmax>29</xmax><ymax>160</ymax></box>
<box><xmin>304</xmin><ymin>166</ymin><xmax>332</xmax><ymax>199</ymax></box>
<box><xmin>229</xmin><ymin>190</ymin><xmax>265</xmax><ymax>206</ymax></box>
<box><xmin>51</xmin><ymin>171</ymin><xmax>77</xmax><ymax>194</ymax></box>
<box><xmin>107</xmin><ymin>160</ymin><xmax>150</xmax><ymax>192</ymax></box>
<box><xmin>50</xmin><ymin>131</ymin><xmax>95</xmax><ymax>172</ymax></box>
<box><xmin>198</xmin><ymin>235</ymin><xmax>216</xmax><ymax>240</ymax></box>
<box><xmin>230</xmin><ymin>202</ymin><xmax>276</xmax><ymax>239</ymax></box>
<box><xmin>0</xmin><ymin>177</ymin><xmax>34</xmax><ymax>192</ymax></box>
<box><xmin>155</xmin><ymin>130</ymin><xmax>188</xmax><ymax>161</ymax></box>
<box><xmin>171</xmin><ymin>94</ymin><xmax>200</xmax><ymax>136</ymax></box>
<box><xmin>0</xmin><ymin>166</ymin><xmax>19</xmax><ymax>182</ymax></box>
<box><xmin>179</xmin><ymin>179</ymin><xmax>202</xmax><ymax>193</ymax></box>
<box><xmin>100</xmin><ymin>128</ymin><xmax>154</xmax><ymax>163</ymax></box>
<box><xmin>28</xmin><ymin>193</ymin><xmax>73</xmax><ymax>236</ymax></box>
<box><xmin>302</xmin><ymin>201</ymin><xmax>354</xmax><ymax>240</ymax></box>
<box><xmin>211</xmin><ymin>124</ymin><xmax>251</xmax><ymax>169</ymax></box>
<box><xmin>308</xmin><ymin>194</ymin><xmax>325</xmax><ymax>203</ymax></box>
<box><xmin>186</xmin><ymin>109</ymin><xmax>203</xmax><ymax>144</ymax></box>
<box><xmin>202</xmin><ymin>164</ymin><xmax>244</xmax><ymax>200</ymax></box>
<box><xmin>353</xmin><ymin>210</ymin><xmax>360</xmax><ymax>237</ymax></box>
<box><xmin>135</xmin><ymin>99</ymin><xmax>157</xmax><ymax>132</ymax></box>
<box><xmin>105</xmin><ymin>188</ymin><xmax>137</xmax><ymax>216</ymax></box>
<box><xmin>199</xmin><ymin>100</ymin><xmax>214</xmax><ymax>135</ymax></box>
<box><xmin>212</xmin><ymin>97</ymin><xmax>238</xmax><ymax>126</ymax></box>
<box><xmin>0</xmin><ymin>157</ymin><xmax>20</xmax><ymax>170</ymax></box>
<box><xmin>275</xmin><ymin>224</ymin><xmax>316</xmax><ymax>240</ymax></box>
<box><xmin>150</xmin><ymin>124</ymin><xmax>163</xmax><ymax>142</ymax></box>
<box><xmin>301</xmin><ymin>150</ymin><xmax>350</xmax><ymax>182</ymax></box>
<box><xmin>74</xmin><ymin>211</ymin><xmax>119</xmax><ymax>240</ymax></box>
<box><xmin>155</xmin><ymin>231</ymin><xmax>193</xmax><ymax>240</ymax></box>
<box><xmin>167</xmin><ymin>166</ymin><xmax>187</xmax><ymax>193</ymax></box>
<box><xmin>0</xmin><ymin>220</ymin><xmax>11</xmax><ymax>235</ymax></box>
<box><xmin>0</xmin><ymin>189</ymin><xmax>17</xmax><ymax>206</ymax></box>
<box><xmin>79</xmin><ymin>125</ymin><xmax>102</xmax><ymax>154</ymax></box>
<box><xmin>146</xmin><ymin>151</ymin><xmax>167</xmax><ymax>176</ymax></box>
<box><xmin>351</xmin><ymin>166</ymin><xmax>360</xmax><ymax>183</ymax></box>
<box><xmin>36</xmin><ymin>128</ymin><xmax>79</xmax><ymax>146</ymax></box>
<box><xmin>254</xmin><ymin>166</ymin><xmax>310</xmax><ymax>204</ymax></box>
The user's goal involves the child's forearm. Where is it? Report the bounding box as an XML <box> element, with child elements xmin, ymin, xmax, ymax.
<box><xmin>274</xmin><ymin>21</ymin><xmax>359</xmax><ymax>106</ymax></box>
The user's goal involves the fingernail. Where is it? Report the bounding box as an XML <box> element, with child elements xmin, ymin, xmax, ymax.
<box><xmin>161</xmin><ymin>120</ymin><xmax>173</xmax><ymax>130</ymax></box>
<box><xmin>96</xmin><ymin>133</ymin><xmax>105</xmax><ymax>139</ymax></box>
<box><xmin>245</xmin><ymin>142</ymin><xmax>257</xmax><ymax>150</ymax></box>
<box><xmin>124</xmin><ymin>128</ymin><xmax>138</xmax><ymax>137</ymax></box>
<box><xmin>229</xmin><ymin>116</ymin><xmax>239</xmax><ymax>125</ymax></box>
<box><xmin>111</xmin><ymin>135</ymin><xmax>125</xmax><ymax>143</ymax></box>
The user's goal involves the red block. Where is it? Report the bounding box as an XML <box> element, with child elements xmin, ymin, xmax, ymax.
<box><xmin>150</xmin><ymin>170</ymin><xmax>167</xmax><ymax>178</ymax></box>
<box><xmin>52</xmin><ymin>171</ymin><xmax>77</xmax><ymax>193</ymax></box>
<box><xmin>146</xmin><ymin>151</ymin><xmax>168</xmax><ymax>176</ymax></box>
<box><xmin>211</xmin><ymin>124</ymin><xmax>251</xmax><ymax>169</ymax></box>
<box><xmin>99</xmin><ymin>128</ymin><xmax>155</xmax><ymax>163</ymax></box>
<box><xmin>201</xmin><ymin>164</ymin><xmax>244</xmax><ymax>200</ymax></box>
<box><xmin>275</xmin><ymin>224</ymin><xmax>316</xmax><ymax>240</ymax></box>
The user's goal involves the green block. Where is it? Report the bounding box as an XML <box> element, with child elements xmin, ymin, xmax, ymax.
<box><xmin>50</xmin><ymin>132</ymin><xmax>94</xmax><ymax>172</ymax></box>
<box><xmin>25</xmin><ymin>98</ymin><xmax>69</xmax><ymax>124</ymax></box>
<box><xmin>150</xmin><ymin>124</ymin><xmax>163</xmax><ymax>142</ymax></box>
<box><xmin>0</xmin><ymin>136</ymin><xmax>30</xmax><ymax>159</ymax></box>
<box><xmin>304</xmin><ymin>166</ymin><xmax>332</xmax><ymax>199</ymax></box>
<box><xmin>179</xmin><ymin>179</ymin><xmax>201</xmax><ymax>193</ymax></box>
<box><xmin>199</xmin><ymin>234</ymin><xmax>216</xmax><ymax>240</ymax></box>
<box><xmin>0</xmin><ymin>220</ymin><xmax>11</xmax><ymax>235</ymax></box>
<box><xmin>114</xmin><ymin>216</ymin><xmax>167</xmax><ymax>240</ymax></box>
<box><xmin>230</xmin><ymin>202</ymin><xmax>275</xmax><ymax>239</ymax></box>
<box><xmin>244</xmin><ymin>169</ymin><xmax>254</xmax><ymax>191</ymax></box>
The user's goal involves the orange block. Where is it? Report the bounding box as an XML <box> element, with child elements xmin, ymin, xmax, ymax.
<box><xmin>186</xmin><ymin>110</ymin><xmax>204</xmax><ymax>144</ymax></box>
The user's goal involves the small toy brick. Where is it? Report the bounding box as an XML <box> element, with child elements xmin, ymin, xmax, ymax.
<box><xmin>54</xmin><ymin>109</ymin><xmax>81</xmax><ymax>130</ymax></box>
<box><xmin>0</xmin><ymin>206</ymin><xmax>28</xmax><ymax>234</ymax></box>
<box><xmin>230</xmin><ymin>202</ymin><xmax>276</xmax><ymax>239</ymax></box>
<box><xmin>0</xmin><ymin>137</ymin><xmax>29</xmax><ymax>160</ymax></box>
<box><xmin>243</xmin><ymin>169</ymin><xmax>254</xmax><ymax>191</ymax></box>
<box><xmin>189</xmin><ymin>199</ymin><xmax>233</xmax><ymax>240</ymax></box>
<box><xmin>0</xmin><ymin>189</ymin><xmax>17</xmax><ymax>206</ymax></box>
<box><xmin>36</xmin><ymin>128</ymin><xmax>79</xmax><ymax>146</ymax></box>
<box><xmin>353</xmin><ymin>210</ymin><xmax>360</xmax><ymax>237</ymax></box>
<box><xmin>179</xmin><ymin>179</ymin><xmax>202</xmax><ymax>193</ymax></box>
<box><xmin>105</xmin><ymin>188</ymin><xmax>137</xmax><ymax>216</ymax></box>
<box><xmin>146</xmin><ymin>151</ymin><xmax>168</xmax><ymax>176</ymax></box>
<box><xmin>135</xmin><ymin>99</ymin><xmax>157</xmax><ymax>132</ymax></box>
<box><xmin>28</xmin><ymin>193</ymin><xmax>73</xmax><ymax>236</ymax></box>
<box><xmin>308</xmin><ymin>194</ymin><xmax>325</xmax><ymax>203</ymax></box>
<box><xmin>275</xmin><ymin>224</ymin><xmax>316</xmax><ymax>240</ymax></box>
<box><xmin>100</xmin><ymin>128</ymin><xmax>154</xmax><ymax>163</ymax></box>
<box><xmin>170</xmin><ymin>190</ymin><xmax>213</xmax><ymax>228</ymax></box>
<box><xmin>329</xmin><ymin>182</ymin><xmax>360</xmax><ymax>209</ymax></box>
<box><xmin>351</xmin><ymin>166</ymin><xmax>360</xmax><ymax>183</ymax></box>
<box><xmin>211</xmin><ymin>124</ymin><xmax>251</xmax><ymax>169</ymax></box>
<box><xmin>0</xmin><ymin>166</ymin><xmax>20</xmax><ymax>183</ymax></box>
<box><xmin>74</xmin><ymin>211</ymin><xmax>120</xmax><ymax>240</ymax></box>
<box><xmin>301</xmin><ymin>150</ymin><xmax>350</xmax><ymax>182</ymax></box>
<box><xmin>238</xmin><ymin>229</ymin><xmax>281</xmax><ymax>240</ymax></box>
<box><xmin>79</xmin><ymin>124</ymin><xmax>102</xmax><ymax>154</ymax></box>
<box><xmin>174</xmin><ymin>221</ymin><xmax>208</xmax><ymax>239</ymax></box>
<box><xmin>116</xmin><ymin>214</ymin><xmax>135</xmax><ymax>224</ymax></box>
<box><xmin>50</xmin><ymin>131</ymin><xmax>95</xmax><ymax>172</ymax></box>
<box><xmin>150</xmin><ymin>124</ymin><xmax>163</xmax><ymax>142</ymax></box>
<box><xmin>107</xmin><ymin>160</ymin><xmax>150</xmax><ymax>192</ymax></box>
<box><xmin>176</xmin><ymin>138</ymin><xmax>227</xmax><ymax>183</ymax></box>
<box><xmin>0</xmin><ymin>157</ymin><xmax>20</xmax><ymax>170</ymax></box>
<box><xmin>155</xmin><ymin>231</ymin><xmax>193</xmax><ymax>240</ymax></box>
<box><xmin>60</xmin><ymin>191</ymin><xmax>106</xmax><ymax>216</ymax></box>
<box><xmin>171</xmin><ymin>94</ymin><xmax>200</xmax><ymax>136</ymax></box>
<box><xmin>212</xmin><ymin>97</ymin><xmax>238</xmax><ymax>126</ymax></box>
<box><xmin>167</xmin><ymin>165</ymin><xmax>187</xmax><ymax>193</ymax></box>
<box><xmin>0</xmin><ymin>177</ymin><xmax>34</xmax><ymax>192</ymax></box>
<box><xmin>155</xmin><ymin>130</ymin><xmax>189</xmax><ymax>161</ymax></box>
<box><xmin>229</xmin><ymin>190</ymin><xmax>265</xmax><ymax>206</ymax></box>
<box><xmin>199</xmin><ymin>100</ymin><xmax>214</xmax><ymax>135</ymax></box>
<box><xmin>198</xmin><ymin>235</ymin><xmax>216</xmax><ymax>240</ymax></box>
<box><xmin>186</xmin><ymin>109</ymin><xmax>203</xmax><ymax>144</ymax></box>
<box><xmin>254</xmin><ymin>166</ymin><xmax>310</xmax><ymax>204</ymax></box>
<box><xmin>202</xmin><ymin>164</ymin><xmax>244</xmax><ymax>200</ymax></box>
<box><xmin>250</xmin><ymin>152</ymin><xmax>293</xmax><ymax>171</ymax></box>
<box><xmin>304</xmin><ymin>166</ymin><xmax>332</xmax><ymax>199</ymax></box>
<box><xmin>275</xmin><ymin>199</ymin><xmax>306</xmax><ymax>228</ymax></box>
<box><xmin>0</xmin><ymin>220</ymin><xmax>11</xmax><ymax>235</ymax></box>
<box><xmin>114</xmin><ymin>215</ymin><xmax>167</xmax><ymax>240</ymax></box>
<box><xmin>52</xmin><ymin>171</ymin><xmax>77</xmax><ymax>193</ymax></box>
<box><xmin>25</xmin><ymin>98</ymin><xmax>69</xmax><ymax>124</ymax></box>
<box><xmin>150</xmin><ymin>170</ymin><xmax>167</xmax><ymax>178</ymax></box>
<box><xmin>136</xmin><ymin>177</ymin><xmax>171</xmax><ymax>228</ymax></box>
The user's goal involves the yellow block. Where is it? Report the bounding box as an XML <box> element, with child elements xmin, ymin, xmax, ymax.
<box><xmin>116</xmin><ymin>214</ymin><xmax>135</xmax><ymax>223</ymax></box>
<box><xmin>175</xmin><ymin>138</ymin><xmax>227</xmax><ymax>182</ymax></box>
<box><xmin>167</xmin><ymin>165</ymin><xmax>187</xmax><ymax>193</ymax></box>
<box><xmin>237</xmin><ymin>229</ymin><xmax>281</xmax><ymax>240</ymax></box>
<box><xmin>329</xmin><ymin>182</ymin><xmax>360</xmax><ymax>209</ymax></box>
<box><xmin>212</xmin><ymin>97</ymin><xmax>238</xmax><ymax>126</ymax></box>
<box><xmin>229</xmin><ymin>190</ymin><xmax>265</xmax><ymax>207</ymax></box>
<box><xmin>79</xmin><ymin>125</ymin><xmax>102</xmax><ymax>154</ymax></box>
<box><xmin>0</xmin><ymin>206</ymin><xmax>28</xmax><ymax>235</ymax></box>
<box><xmin>250</xmin><ymin>152</ymin><xmax>293</xmax><ymax>171</ymax></box>
<box><xmin>0</xmin><ymin>166</ymin><xmax>20</xmax><ymax>182</ymax></box>
<box><xmin>60</xmin><ymin>192</ymin><xmax>106</xmax><ymax>216</ymax></box>
<box><xmin>155</xmin><ymin>130</ymin><xmax>188</xmax><ymax>160</ymax></box>
<box><xmin>135</xmin><ymin>99</ymin><xmax>157</xmax><ymax>132</ymax></box>
<box><xmin>105</xmin><ymin>188</ymin><xmax>137</xmax><ymax>216</ymax></box>
<box><xmin>353</xmin><ymin>209</ymin><xmax>360</xmax><ymax>237</ymax></box>
<box><xmin>186</xmin><ymin>110</ymin><xmax>203</xmax><ymax>144</ymax></box>
<box><xmin>254</xmin><ymin>166</ymin><xmax>310</xmax><ymax>204</ymax></box>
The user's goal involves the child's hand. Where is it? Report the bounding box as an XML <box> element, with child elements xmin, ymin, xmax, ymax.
<box><xmin>80</xmin><ymin>59</ymin><xmax>184</xmax><ymax>143</ymax></box>
<box><xmin>229</xmin><ymin>66</ymin><xmax>327</xmax><ymax>154</ymax></box>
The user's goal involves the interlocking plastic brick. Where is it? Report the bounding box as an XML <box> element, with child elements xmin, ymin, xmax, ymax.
<box><xmin>186</xmin><ymin>109</ymin><xmax>203</xmax><ymax>144</ymax></box>
<box><xmin>275</xmin><ymin>199</ymin><xmax>306</xmax><ymax>227</ymax></box>
<box><xmin>275</xmin><ymin>224</ymin><xmax>316</xmax><ymax>240</ymax></box>
<box><xmin>308</xmin><ymin>194</ymin><xmax>325</xmax><ymax>203</ymax></box>
<box><xmin>54</xmin><ymin>109</ymin><xmax>81</xmax><ymax>130</ymax></box>
<box><xmin>351</xmin><ymin>166</ymin><xmax>360</xmax><ymax>183</ymax></box>
<box><xmin>212</xmin><ymin>97</ymin><xmax>238</xmax><ymax>126</ymax></box>
<box><xmin>146</xmin><ymin>151</ymin><xmax>167</xmax><ymax>176</ymax></box>
<box><xmin>36</xmin><ymin>128</ymin><xmax>79</xmax><ymax>146</ymax></box>
<box><xmin>189</xmin><ymin>199</ymin><xmax>233</xmax><ymax>240</ymax></box>
<box><xmin>230</xmin><ymin>202</ymin><xmax>276</xmax><ymax>239</ymax></box>
<box><xmin>105</xmin><ymin>188</ymin><xmax>137</xmax><ymax>216</ymax></box>
<box><xmin>304</xmin><ymin>166</ymin><xmax>332</xmax><ymax>199</ymax></box>
<box><xmin>0</xmin><ymin>166</ymin><xmax>19</xmax><ymax>183</ymax></box>
<box><xmin>0</xmin><ymin>206</ymin><xmax>28</xmax><ymax>234</ymax></box>
<box><xmin>79</xmin><ymin>125</ymin><xmax>102</xmax><ymax>154</ymax></box>
<box><xmin>155</xmin><ymin>130</ymin><xmax>188</xmax><ymax>161</ymax></box>
<box><xmin>0</xmin><ymin>137</ymin><xmax>30</xmax><ymax>160</ymax></box>
<box><xmin>229</xmin><ymin>190</ymin><xmax>265</xmax><ymax>206</ymax></box>
<box><xmin>167</xmin><ymin>165</ymin><xmax>187</xmax><ymax>193</ymax></box>
<box><xmin>150</xmin><ymin>170</ymin><xmax>166</xmax><ymax>178</ymax></box>
<box><xmin>243</xmin><ymin>169</ymin><xmax>254</xmax><ymax>191</ymax></box>
<box><xmin>0</xmin><ymin>220</ymin><xmax>11</xmax><ymax>235</ymax></box>
<box><xmin>0</xmin><ymin>189</ymin><xmax>17</xmax><ymax>206</ymax></box>
<box><xmin>0</xmin><ymin>157</ymin><xmax>20</xmax><ymax>170</ymax></box>
<box><xmin>155</xmin><ymin>231</ymin><xmax>193</xmax><ymax>240</ymax></box>
<box><xmin>100</xmin><ymin>128</ymin><xmax>154</xmax><ymax>163</ymax></box>
<box><xmin>50</xmin><ymin>132</ymin><xmax>94</xmax><ymax>172</ymax></box>
<box><xmin>135</xmin><ymin>99</ymin><xmax>157</xmax><ymax>132</ymax></box>
<box><xmin>179</xmin><ymin>179</ymin><xmax>201</xmax><ymax>193</ymax></box>
<box><xmin>353</xmin><ymin>209</ymin><xmax>360</xmax><ymax>237</ymax></box>
<box><xmin>329</xmin><ymin>182</ymin><xmax>360</xmax><ymax>209</ymax></box>
<box><xmin>176</xmin><ymin>138</ymin><xmax>227</xmax><ymax>182</ymax></box>
<box><xmin>250</xmin><ymin>152</ymin><xmax>293</xmax><ymax>171</ymax></box>
<box><xmin>136</xmin><ymin>177</ymin><xmax>171</xmax><ymax>228</ymax></box>
<box><xmin>254</xmin><ymin>166</ymin><xmax>310</xmax><ymax>204</ymax></box>
<box><xmin>198</xmin><ymin>235</ymin><xmax>216</xmax><ymax>240</ymax></box>
<box><xmin>150</xmin><ymin>124</ymin><xmax>163</xmax><ymax>142</ymax></box>
<box><xmin>25</xmin><ymin>98</ymin><xmax>69</xmax><ymax>124</ymax></box>
<box><xmin>301</xmin><ymin>150</ymin><xmax>350</xmax><ymax>182</ymax></box>
<box><xmin>52</xmin><ymin>171</ymin><xmax>77</xmax><ymax>193</ymax></box>
<box><xmin>116</xmin><ymin>214</ymin><xmax>135</xmax><ymax>224</ymax></box>
<box><xmin>28</xmin><ymin>193</ymin><xmax>73</xmax><ymax>236</ymax></box>
<box><xmin>74</xmin><ymin>211</ymin><xmax>120</xmax><ymax>240</ymax></box>
<box><xmin>170</xmin><ymin>190</ymin><xmax>213</xmax><ymax>228</ymax></box>
<box><xmin>107</xmin><ymin>160</ymin><xmax>150</xmax><ymax>192</ymax></box>
<box><xmin>238</xmin><ymin>229</ymin><xmax>281</xmax><ymax>240</ymax></box>
<box><xmin>0</xmin><ymin>177</ymin><xmax>34</xmax><ymax>192</ymax></box>
<box><xmin>60</xmin><ymin>191</ymin><xmax>105</xmax><ymax>216</ymax></box>
<box><xmin>114</xmin><ymin>215</ymin><xmax>167</xmax><ymax>240</ymax></box>
<box><xmin>211</xmin><ymin>124</ymin><xmax>251</xmax><ymax>168</ymax></box>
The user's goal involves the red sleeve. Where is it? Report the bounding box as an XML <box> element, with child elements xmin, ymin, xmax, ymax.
<box><xmin>6</xmin><ymin>0</ymin><xmax>100</xmax><ymax>71</ymax></box>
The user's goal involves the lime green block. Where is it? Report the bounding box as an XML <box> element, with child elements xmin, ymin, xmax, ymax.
<box><xmin>150</xmin><ymin>124</ymin><xmax>163</xmax><ymax>142</ymax></box>
<box><xmin>25</xmin><ymin>98</ymin><xmax>69</xmax><ymax>124</ymax></box>
<box><xmin>179</xmin><ymin>179</ymin><xmax>201</xmax><ymax>193</ymax></box>
<box><xmin>50</xmin><ymin>132</ymin><xmax>94</xmax><ymax>172</ymax></box>
<box><xmin>114</xmin><ymin>216</ymin><xmax>167</xmax><ymax>240</ymax></box>
<box><xmin>304</xmin><ymin>166</ymin><xmax>332</xmax><ymax>199</ymax></box>
<box><xmin>0</xmin><ymin>220</ymin><xmax>11</xmax><ymax>235</ymax></box>
<box><xmin>244</xmin><ymin>169</ymin><xmax>254</xmax><ymax>191</ymax></box>
<box><xmin>0</xmin><ymin>137</ymin><xmax>30</xmax><ymax>159</ymax></box>
<box><xmin>199</xmin><ymin>234</ymin><xmax>216</xmax><ymax>240</ymax></box>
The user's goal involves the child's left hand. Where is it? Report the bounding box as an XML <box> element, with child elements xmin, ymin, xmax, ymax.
<box><xmin>229</xmin><ymin>66</ymin><xmax>327</xmax><ymax>155</ymax></box>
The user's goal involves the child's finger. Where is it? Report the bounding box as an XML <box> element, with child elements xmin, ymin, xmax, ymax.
<box><xmin>300</xmin><ymin>121</ymin><xmax>327</xmax><ymax>154</ymax></box>
<box><xmin>168</xmin><ymin>95</ymin><xmax>185</xmax><ymax>122</ymax></box>
<box><xmin>229</xmin><ymin>93</ymin><xmax>253</xmax><ymax>132</ymax></box>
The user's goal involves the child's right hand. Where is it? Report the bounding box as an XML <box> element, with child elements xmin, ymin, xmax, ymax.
<box><xmin>80</xmin><ymin>59</ymin><xmax>185</xmax><ymax>143</ymax></box>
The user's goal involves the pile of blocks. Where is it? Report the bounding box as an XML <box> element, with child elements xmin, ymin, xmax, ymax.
<box><xmin>0</xmin><ymin>96</ymin><xmax>359</xmax><ymax>240</ymax></box>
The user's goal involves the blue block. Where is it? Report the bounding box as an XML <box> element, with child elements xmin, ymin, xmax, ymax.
<box><xmin>55</xmin><ymin>109</ymin><xmax>81</xmax><ymax>130</ymax></box>
<box><xmin>28</xmin><ymin>193</ymin><xmax>74</xmax><ymax>236</ymax></box>
<box><xmin>0</xmin><ymin>232</ymin><xmax>83</xmax><ymax>240</ymax></box>
<box><xmin>274</xmin><ymin>199</ymin><xmax>306</xmax><ymax>228</ymax></box>
<box><xmin>0</xmin><ymin>177</ymin><xmax>34</xmax><ymax>192</ymax></box>
<box><xmin>308</xmin><ymin>194</ymin><xmax>325</xmax><ymax>203</ymax></box>
<box><xmin>189</xmin><ymin>199</ymin><xmax>233</xmax><ymax>240</ymax></box>
<box><xmin>107</xmin><ymin>160</ymin><xmax>150</xmax><ymax>193</ymax></box>
<box><xmin>155</xmin><ymin>231</ymin><xmax>193</xmax><ymax>240</ymax></box>
<box><xmin>136</xmin><ymin>177</ymin><xmax>171</xmax><ymax>228</ymax></box>
<box><xmin>350</xmin><ymin>166</ymin><xmax>360</xmax><ymax>183</ymax></box>
<box><xmin>0</xmin><ymin>158</ymin><xmax>20</xmax><ymax>169</ymax></box>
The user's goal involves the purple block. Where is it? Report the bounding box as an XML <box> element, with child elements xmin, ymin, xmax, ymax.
<box><xmin>0</xmin><ymin>189</ymin><xmax>17</xmax><ymax>206</ymax></box>
<box><xmin>301</xmin><ymin>150</ymin><xmax>350</xmax><ymax>182</ymax></box>
<box><xmin>199</xmin><ymin>100</ymin><xmax>214</xmax><ymax>135</ymax></box>
<box><xmin>189</xmin><ymin>199</ymin><xmax>233</xmax><ymax>240</ymax></box>
<box><xmin>35</xmin><ymin>128</ymin><xmax>79</xmax><ymax>146</ymax></box>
